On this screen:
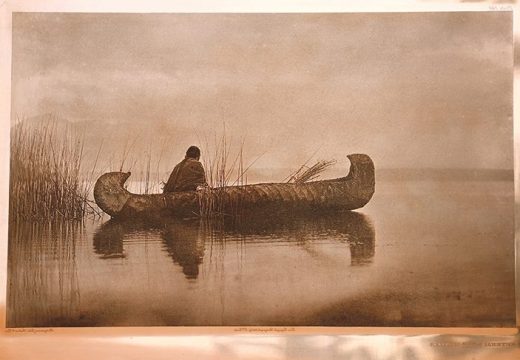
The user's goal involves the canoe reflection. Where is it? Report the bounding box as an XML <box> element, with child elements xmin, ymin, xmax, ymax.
<box><xmin>93</xmin><ymin>211</ymin><xmax>375</xmax><ymax>279</ymax></box>
<box><xmin>92</xmin><ymin>222</ymin><xmax>126</xmax><ymax>259</ymax></box>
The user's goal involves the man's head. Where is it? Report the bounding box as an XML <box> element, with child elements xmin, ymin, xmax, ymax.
<box><xmin>185</xmin><ymin>146</ymin><xmax>201</xmax><ymax>160</ymax></box>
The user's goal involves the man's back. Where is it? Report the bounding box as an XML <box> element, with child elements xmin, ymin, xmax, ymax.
<box><xmin>163</xmin><ymin>158</ymin><xmax>206</xmax><ymax>193</ymax></box>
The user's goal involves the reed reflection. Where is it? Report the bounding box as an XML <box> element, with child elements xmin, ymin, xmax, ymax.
<box><xmin>7</xmin><ymin>221</ymin><xmax>81</xmax><ymax>327</ymax></box>
<box><xmin>92</xmin><ymin>210</ymin><xmax>376</xmax><ymax>280</ymax></box>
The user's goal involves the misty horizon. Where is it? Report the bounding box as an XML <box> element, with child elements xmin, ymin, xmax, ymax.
<box><xmin>13</xmin><ymin>113</ymin><xmax>514</xmax><ymax>178</ymax></box>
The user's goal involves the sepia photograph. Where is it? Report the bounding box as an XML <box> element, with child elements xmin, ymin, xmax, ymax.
<box><xmin>5</xmin><ymin>10</ymin><xmax>515</xmax><ymax>329</ymax></box>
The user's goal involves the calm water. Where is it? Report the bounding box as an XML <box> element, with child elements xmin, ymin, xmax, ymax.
<box><xmin>7</xmin><ymin>180</ymin><xmax>515</xmax><ymax>327</ymax></box>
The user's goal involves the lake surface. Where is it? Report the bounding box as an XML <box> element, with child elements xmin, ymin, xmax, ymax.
<box><xmin>6</xmin><ymin>179</ymin><xmax>515</xmax><ymax>327</ymax></box>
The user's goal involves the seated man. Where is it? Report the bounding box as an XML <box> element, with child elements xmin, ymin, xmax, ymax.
<box><xmin>163</xmin><ymin>146</ymin><xmax>207</xmax><ymax>193</ymax></box>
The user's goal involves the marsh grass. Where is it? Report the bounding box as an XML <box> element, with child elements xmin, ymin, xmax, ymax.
<box><xmin>9</xmin><ymin>115</ymin><xmax>335</xmax><ymax>222</ymax></box>
<box><xmin>9</xmin><ymin>117</ymin><xmax>100</xmax><ymax>221</ymax></box>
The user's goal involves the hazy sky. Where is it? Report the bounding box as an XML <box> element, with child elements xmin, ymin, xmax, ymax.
<box><xmin>11</xmin><ymin>12</ymin><xmax>513</xmax><ymax>170</ymax></box>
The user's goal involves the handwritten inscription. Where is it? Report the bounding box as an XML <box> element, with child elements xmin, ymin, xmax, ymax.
<box><xmin>489</xmin><ymin>4</ymin><xmax>513</xmax><ymax>11</ymax></box>
<box><xmin>431</xmin><ymin>341</ymin><xmax>518</xmax><ymax>348</ymax></box>
<box><xmin>234</xmin><ymin>327</ymin><xmax>295</xmax><ymax>333</ymax></box>
<box><xmin>6</xmin><ymin>328</ymin><xmax>54</xmax><ymax>334</ymax></box>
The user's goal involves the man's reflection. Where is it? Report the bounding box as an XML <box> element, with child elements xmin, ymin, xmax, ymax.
<box><xmin>161</xmin><ymin>220</ymin><xmax>204</xmax><ymax>279</ymax></box>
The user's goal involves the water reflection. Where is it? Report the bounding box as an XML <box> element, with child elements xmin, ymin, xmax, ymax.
<box><xmin>8</xmin><ymin>179</ymin><xmax>516</xmax><ymax>327</ymax></box>
<box><xmin>93</xmin><ymin>210</ymin><xmax>376</xmax><ymax>280</ymax></box>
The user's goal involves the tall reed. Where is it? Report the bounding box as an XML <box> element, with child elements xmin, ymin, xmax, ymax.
<box><xmin>117</xmin><ymin>138</ymin><xmax>168</xmax><ymax>195</ymax></box>
<box><xmin>197</xmin><ymin>133</ymin><xmax>257</xmax><ymax>219</ymax></box>
<box><xmin>9</xmin><ymin>117</ymin><xmax>97</xmax><ymax>221</ymax></box>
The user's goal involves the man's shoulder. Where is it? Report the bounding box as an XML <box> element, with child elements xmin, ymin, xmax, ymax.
<box><xmin>185</xmin><ymin>158</ymin><xmax>204</xmax><ymax>169</ymax></box>
<box><xmin>185</xmin><ymin>158</ymin><xmax>202</xmax><ymax>165</ymax></box>
<box><xmin>173</xmin><ymin>159</ymin><xmax>186</xmax><ymax>169</ymax></box>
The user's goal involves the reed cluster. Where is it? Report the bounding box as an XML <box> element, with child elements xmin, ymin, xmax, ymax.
<box><xmin>9</xmin><ymin>119</ymin><xmax>98</xmax><ymax>221</ymax></box>
<box><xmin>287</xmin><ymin>159</ymin><xmax>337</xmax><ymax>184</ymax></box>
<box><xmin>197</xmin><ymin>133</ymin><xmax>252</xmax><ymax>218</ymax></box>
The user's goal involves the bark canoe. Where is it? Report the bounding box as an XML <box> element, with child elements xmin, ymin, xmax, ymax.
<box><xmin>94</xmin><ymin>153</ymin><xmax>375</xmax><ymax>219</ymax></box>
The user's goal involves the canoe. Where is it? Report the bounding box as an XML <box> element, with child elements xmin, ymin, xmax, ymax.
<box><xmin>94</xmin><ymin>153</ymin><xmax>375</xmax><ymax>219</ymax></box>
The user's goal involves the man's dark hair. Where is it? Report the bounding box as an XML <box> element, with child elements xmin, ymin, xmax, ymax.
<box><xmin>186</xmin><ymin>146</ymin><xmax>201</xmax><ymax>159</ymax></box>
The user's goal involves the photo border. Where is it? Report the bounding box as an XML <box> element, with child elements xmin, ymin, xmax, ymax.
<box><xmin>0</xmin><ymin>1</ymin><xmax>518</xmax><ymax>358</ymax></box>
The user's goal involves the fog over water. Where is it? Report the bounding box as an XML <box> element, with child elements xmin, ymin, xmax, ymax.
<box><xmin>11</xmin><ymin>12</ymin><xmax>513</xmax><ymax>171</ymax></box>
